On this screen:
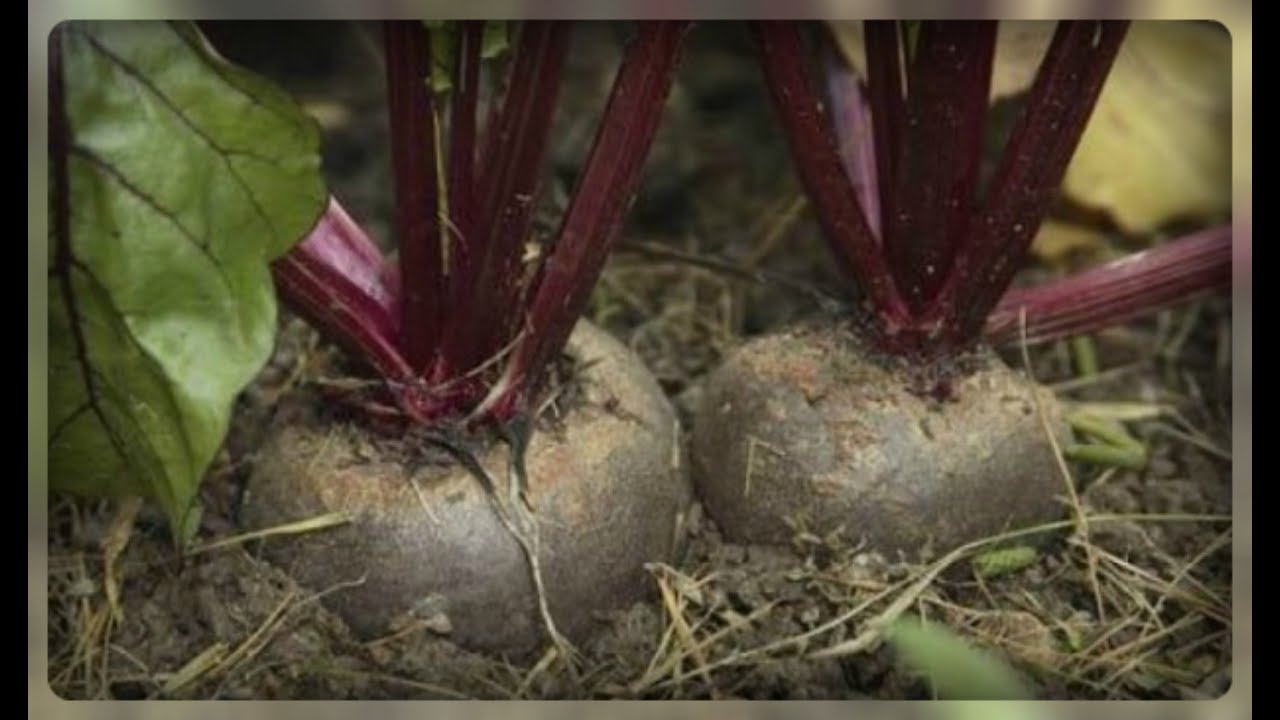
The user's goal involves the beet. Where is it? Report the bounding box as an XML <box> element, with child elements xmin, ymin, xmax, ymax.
<box><xmin>691</xmin><ymin>318</ymin><xmax>1068</xmax><ymax>556</ymax></box>
<box><xmin>241</xmin><ymin>322</ymin><xmax>692</xmax><ymax>655</ymax></box>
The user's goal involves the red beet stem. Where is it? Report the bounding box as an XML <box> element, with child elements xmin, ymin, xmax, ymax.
<box><xmin>931</xmin><ymin>21</ymin><xmax>1129</xmax><ymax>345</ymax></box>
<box><xmin>984</xmin><ymin>225</ymin><xmax>1231</xmax><ymax>346</ymax></box>
<box><xmin>384</xmin><ymin>21</ymin><xmax>445</xmax><ymax>376</ymax></box>
<box><xmin>476</xmin><ymin>21</ymin><xmax>691</xmax><ymax>422</ymax></box>
<box><xmin>463</xmin><ymin>22</ymin><xmax>571</xmax><ymax>373</ymax></box>
<box><xmin>884</xmin><ymin>21</ymin><xmax>996</xmax><ymax>311</ymax></box>
<box><xmin>439</xmin><ymin>21</ymin><xmax>486</xmax><ymax>377</ymax></box>
<box><xmin>271</xmin><ymin>198</ymin><xmax>410</xmax><ymax>383</ymax></box>
<box><xmin>864</xmin><ymin>21</ymin><xmax>904</xmax><ymax>241</ymax></box>
<box><xmin>753</xmin><ymin>21</ymin><xmax>909</xmax><ymax>331</ymax></box>
<box><xmin>822</xmin><ymin>28</ymin><xmax>882</xmax><ymax>239</ymax></box>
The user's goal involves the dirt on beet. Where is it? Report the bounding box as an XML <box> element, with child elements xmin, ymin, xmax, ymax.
<box><xmin>46</xmin><ymin>22</ymin><xmax>1234</xmax><ymax>700</ymax></box>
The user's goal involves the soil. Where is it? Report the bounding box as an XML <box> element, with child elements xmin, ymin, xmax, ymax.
<box><xmin>47</xmin><ymin>21</ymin><xmax>1234</xmax><ymax>700</ymax></box>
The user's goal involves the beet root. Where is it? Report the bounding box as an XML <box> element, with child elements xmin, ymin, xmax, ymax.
<box><xmin>690</xmin><ymin>319</ymin><xmax>1069</xmax><ymax>557</ymax></box>
<box><xmin>240</xmin><ymin>321</ymin><xmax>692</xmax><ymax>656</ymax></box>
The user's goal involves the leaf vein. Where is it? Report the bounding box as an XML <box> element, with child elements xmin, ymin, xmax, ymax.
<box><xmin>74</xmin><ymin>27</ymin><xmax>286</xmax><ymax>246</ymax></box>
<box><xmin>69</xmin><ymin>144</ymin><xmax>235</xmax><ymax>297</ymax></box>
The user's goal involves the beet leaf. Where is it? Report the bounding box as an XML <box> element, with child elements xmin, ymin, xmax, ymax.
<box><xmin>48</xmin><ymin>22</ymin><xmax>326</xmax><ymax>542</ymax></box>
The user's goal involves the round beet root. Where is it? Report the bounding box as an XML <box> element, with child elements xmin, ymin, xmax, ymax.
<box><xmin>240</xmin><ymin>321</ymin><xmax>692</xmax><ymax>655</ymax></box>
<box><xmin>691</xmin><ymin>318</ymin><xmax>1069</xmax><ymax>557</ymax></box>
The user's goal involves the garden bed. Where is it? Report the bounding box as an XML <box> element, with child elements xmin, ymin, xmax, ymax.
<box><xmin>46</xmin><ymin>21</ymin><xmax>1233</xmax><ymax>700</ymax></box>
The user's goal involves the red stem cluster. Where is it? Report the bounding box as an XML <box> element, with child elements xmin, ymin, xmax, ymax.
<box><xmin>272</xmin><ymin>21</ymin><xmax>690</xmax><ymax>425</ymax></box>
<box><xmin>755</xmin><ymin>20</ymin><xmax>1231</xmax><ymax>358</ymax></box>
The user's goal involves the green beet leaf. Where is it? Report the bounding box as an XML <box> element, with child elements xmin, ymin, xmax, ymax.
<box><xmin>48</xmin><ymin>21</ymin><xmax>325</xmax><ymax>543</ymax></box>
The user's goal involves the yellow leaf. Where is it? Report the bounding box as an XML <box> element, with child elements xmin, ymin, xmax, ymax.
<box><xmin>1064</xmin><ymin>22</ymin><xmax>1231</xmax><ymax>234</ymax></box>
<box><xmin>825</xmin><ymin>21</ymin><xmax>1056</xmax><ymax>104</ymax></box>
<box><xmin>825</xmin><ymin>21</ymin><xmax>1231</xmax><ymax>236</ymax></box>
<box><xmin>1030</xmin><ymin>220</ymin><xmax>1111</xmax><ymax>264</ymax></box>
<box><xmin>989</xmin><ymin>22</ymin><xmax>1055</xmax><ymax>101</ymax></box>
<box><xmin>825</xmin><ymin>22</ymin><xmax>868</xmax><ymax>79</ymax></box>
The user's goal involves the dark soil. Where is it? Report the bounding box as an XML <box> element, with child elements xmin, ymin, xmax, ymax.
<box><xmin>47</xmin><ymin>21</ymin><xmax>1234</xmax><ymax>700</ymax></box>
